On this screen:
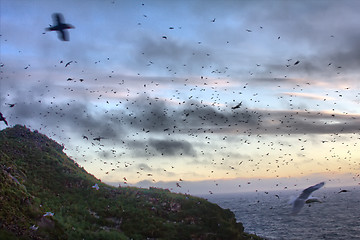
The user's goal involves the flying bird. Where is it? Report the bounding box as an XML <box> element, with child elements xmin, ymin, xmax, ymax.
<box><xmin>93</xmin><ymin>137</ymin><xmax>105</xmax><ymax>141</ymax></box>
<box><xmin>92</xmin><ymin>183</ymin><xmax>99</xmax><ymax>190</ymax></box>
<box><xmin>291</xmin><ymin>182</ymin><xmax>325</xmax><ymax>215</ymax></box>
<box><xmin>29</xmin><ymin>225</ymin><xmax>39</xmax><ymax>231</ymax></box>
<box><xmin>65</xmin><ymin>61</ymin><xmax>73</xmax><ymax>67</ymax></box>
<box><xmin>43</xmin><ymin>212</ymin><xmax>54</xmax><ymax>217</ymax></box>
<box><xmin>6</xmin><ymin>103</ymin><xmax>16</xmax><ymax>108</ymax></box>
<box><xmin>46</xmin><ymin>13</ymin><xmax>74</xmax><ymax>41</ymax></box>
<box><xmin>294</xmin><ymin>60</ymin><xmax>300</xmax><ymax>65</ymax></box>
<box><xmin>0</xmin><ymin>112</ymin><xmax>8</xmax><ymax>126</ymax></box>
<box><xmin>231</xmin><ymin>102</ymin><xmax>242</xmax><ymax>110</ymax></box>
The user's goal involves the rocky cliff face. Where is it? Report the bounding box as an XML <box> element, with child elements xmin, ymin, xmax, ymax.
<box><xmin>0</xmin><ymin>125</ymin><xmax>262</xmax><ymax>240</ymax></box>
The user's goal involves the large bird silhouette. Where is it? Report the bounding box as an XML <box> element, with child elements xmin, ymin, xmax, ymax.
<box><xmin>291</xmin><ymin>182</ymin><xmax>325</xmax><ymax>215</ymax></box>
<box><xmin>0</xmin><ymin>112</ymin><xmax>8</xmax><ymax>126</ymax></box>
<box><xmin>46</xmin><ymin>13</ymin><xmax>74</xmax><ymax>41</ymax></box>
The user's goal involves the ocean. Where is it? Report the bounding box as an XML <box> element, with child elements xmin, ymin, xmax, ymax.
<box><xmin>204</xmin><ymin>186</ymin><xmax>360</xmax><ymax>240</ymax></box>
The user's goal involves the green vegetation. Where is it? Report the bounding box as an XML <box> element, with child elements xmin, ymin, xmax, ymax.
<box><xmin>0</xmin><ymin>125</ymin><xmax>262</xmax><ymax>240</ymax></box>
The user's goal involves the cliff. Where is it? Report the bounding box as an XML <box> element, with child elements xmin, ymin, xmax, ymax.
<box><xmin>0</xmin><ymin>125</ymin><xmax>262</xmax><ymax>240</ymax></box>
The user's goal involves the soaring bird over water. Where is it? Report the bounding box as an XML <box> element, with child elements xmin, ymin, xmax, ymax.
<box><xmin>291</xmin><ymin>182</ymin><xmax>325</xmax><ymax>215</ymax></box>
<box><xmin>46</xmin><ymin>13</ymin><xmax>74</xmax><ymax>41</ymax></box>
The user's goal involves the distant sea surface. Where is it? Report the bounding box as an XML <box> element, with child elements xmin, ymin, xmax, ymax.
<box><xmin>205</xmin><ymin>186</ymin><xmax>360</xmax><ymax>240</ymax></box>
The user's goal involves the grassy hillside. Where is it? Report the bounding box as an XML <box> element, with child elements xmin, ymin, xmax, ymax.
<box><xmin>0</xmin><ymin>125</ymin><xmax>262</xmax><ymax>240</ymax></box>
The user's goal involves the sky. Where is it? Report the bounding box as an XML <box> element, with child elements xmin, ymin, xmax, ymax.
<box><xmin>1</xmin><ymin>0</ymin><xmax>360</xmax><ymax>194</ymax></box>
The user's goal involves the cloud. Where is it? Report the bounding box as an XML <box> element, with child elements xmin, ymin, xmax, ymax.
<box><xmin>2</xmin><ymin>86</ymin><xmax>126</xmax><ymax>140</ymax></box>
<box><xmin>128</xmin><ymin>33</ymin><xmax>222</xmax><ymax>77</ymax></box>
<box><xmin>249</xmin><ymin>77</ymin><xmax>301</xmax><ymax>86</ymax></box>
<box><xmin>148</xmin><ymin>138</ymin><xmax>196</xmax><ymax>156</ymax></box>
<box><xmin>126</xmin><ymin>137</ymin><xmax>196</xmax><ymax>158</ymax></box>
<box><xmin>280</xmin><ymin>92</ymin><xmax>335</xmax><ymax>101</ymax></box>
<box><xmin>127</xmin><ymin>172</ymin><xmax>359</xmax><ymax>195</ymax></box>
<box><xmin>137</xmin><ymin>163</ymin><xmax>152</xmax><ymax>171</ymax></box>
<box><xmin>3</xmin><ymin>86</ymin><xmax>359</xmax><ymax>144</ymax></box>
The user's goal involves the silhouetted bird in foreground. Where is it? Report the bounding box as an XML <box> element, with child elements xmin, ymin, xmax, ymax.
<box><xmin>0</xmin><ymin>112</ymin><xmax>8</xmax><ymax>126</ymax></box>
<box><xmin>291</xmin><ymin>182</ymin><xmax>325</xmax><ymax>215</ymax></box>
<box><xmin>46</xmin><ymin>13</ymin><xmax>74</xmax><ymax>41</ymax></box>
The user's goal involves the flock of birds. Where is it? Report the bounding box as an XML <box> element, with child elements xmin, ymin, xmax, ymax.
<box><xmin>1</xmin><ymin>3</ymin><xmax>359</xmax><ymax>217</ymax></box>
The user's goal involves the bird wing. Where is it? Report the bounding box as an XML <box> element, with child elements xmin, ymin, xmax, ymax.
<box><xmin>305</xmin><ymin>197</ymin><xmax>321</xmax><ymax>203</ymax></box>
<box><xmin>298</xmin><ymin>182</ymin><xmax>325</xmax><ymax>200</ymax></box>
<box><xmin>0</xmin><ymin>113</ymin><xmax>8</xmax><ymax>126</ymax></box>
<box><xmin>58</xmin><ymin>30</ymin><xmax>69</xmax><ymax>41</ymax></box>
<box><xmin>53</xmin><ymin>13</ymin><xmax>64</xmax><ymax>25</ymax></box>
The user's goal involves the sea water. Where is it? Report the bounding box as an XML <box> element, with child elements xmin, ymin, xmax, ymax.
<box><xmin>205</xmin><ymin>186</ymin><xmax>360</xmax><ymax>240</ymax></box>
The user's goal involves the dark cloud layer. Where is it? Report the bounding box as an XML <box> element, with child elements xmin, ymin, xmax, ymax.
<box><xmin>3</xmin><ymin>89</ymin><xmax>359</xmax><ymax>143</ymax></box>
<box><xmin>148</xmin><ymin>138</ymin><xmax>196</xmax><ymax>156</ymax></box>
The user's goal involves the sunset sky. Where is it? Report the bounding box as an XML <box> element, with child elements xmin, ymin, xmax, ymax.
<box><xmin>1</xmin><ymin>0</ymin><xmax>359</xmax><ymax>194</ymax></box>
